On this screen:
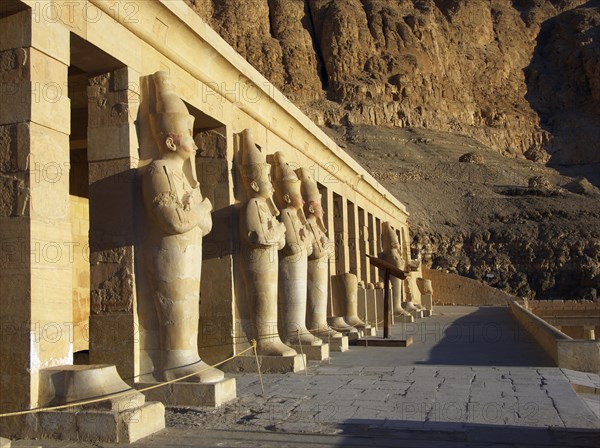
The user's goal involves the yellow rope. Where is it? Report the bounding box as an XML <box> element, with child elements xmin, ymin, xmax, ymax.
<box><xmin>0</xmin><ymin>342</ymin><xmax>257</xmax><ymax>419</ymax></box>
<box><xmin>296</xmin><ymin>330</ymin><xmax>308</xmax><ymax>376</ymax></box>
<box><xmin>251</xmin><ymin>339</ymin><xmax>265</xmax><ymax>397</ymax></box>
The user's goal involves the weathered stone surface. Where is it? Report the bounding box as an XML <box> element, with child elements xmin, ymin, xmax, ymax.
<box><xmin>187</xmin><ymin>0</ymin><xmax>598</xmax><ymax>165</ymax></box>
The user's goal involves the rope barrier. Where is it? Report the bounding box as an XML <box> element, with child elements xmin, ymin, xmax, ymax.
<box><xmin>251</xmin><ymin>340</ymin><xmax>265</xmax><ymax>397</ymax></box>
<box><xmin>296</xmin><ymin>330</ymin><xmax>308</xmax><ymax>376</ymax></box>
<box><xmin>0</xmin><ymin>342</ymin><xmax>257</xmax><ymax>419</ymax></box>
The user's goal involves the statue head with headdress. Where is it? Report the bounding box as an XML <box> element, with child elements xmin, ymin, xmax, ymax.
<box><xmin>297</xmin><ymin>167</ymin><xmax>327</xmax><ymax>234</ymax></box>
<box><xmin>381</xmin><ymin>221</ymin><xmax>400</xmax><ymax>252</ymax></box>
<box><xmin>273</xmin><ymin>152</ymin><xmax>304</xmax><ymax>212</ymax></box>
<box><xmin>239</xmin><ymin>129</ymin><xmax>279</xmax><ymax>216</ymax></box>
<box><xmin>149</xmin><ymin>71</ymin><xmax>198</xmax><ymax>187</ymax></box>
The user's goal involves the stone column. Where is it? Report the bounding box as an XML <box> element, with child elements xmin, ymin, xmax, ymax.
<box><xmin>358</xmin><ymin>207</ymin><xmax>370</xmax><ymax>284</ymax></box>
<box><xmin>0</xmin><ymin>9</ymin><xmax>71</xmax><ymax>423</ymax></box>
<box><xmin>347</xmin><ymin>200</ymin><xmax>361</xmax><ymax>279</ymax></box>
<box><xmin>333</xmin><ymin>194</ymin><xmax>349</xmax><ymax>275</ymax></box>
<box><xmin>194</xmin><ymin>128</ymin><xmax>236</xmax><ymax>362</ymax></box>
<box><xmin>87</xmin><ymin>67</ymin><xmax>141</xmax><ymax>382</ymax></box>
<box><xmin>321</xmin><ymin>185</ymin><xmax>336</xmax><ymax>313</ymax></box>
<box><xmin>368</xmin><ymin>213</ymin><xmax>379</xmax><ymax>282</ymax></box>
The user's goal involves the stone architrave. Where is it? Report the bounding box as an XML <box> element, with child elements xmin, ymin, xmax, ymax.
<box><xmin>273</xmin><ymin>153</ymin><xmax>323</xmax><ymax>347</ymax></box>
<box><xmin>238</xmin><ymin>131</ymin><xmax>297</xmax><ymax>357</ymax></box>
<box><xmin>140</xmin><ymin>71</ymin><xmax>224</xmax><ymax>383</ymax></box>
<box><xmin>297</xmin><ymin>168</ymin><xmax>343</xmax><ymax>342</ymax></box>
<box><xmin>380</xmin><ymin>222</ymin><xmax>417</xmax><ymax>317</ymax></box>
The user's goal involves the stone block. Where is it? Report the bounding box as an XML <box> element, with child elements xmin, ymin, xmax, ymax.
<box><xmin>328</xmin><ymin>336</ymin><xmax>349</xmax><ymax>352</ymax></box>
<box><xmin>221</xmin><ymin>354</ymin><xmax>306</xmax><ymax>374</ymax></box>
<box><xmin>363</xmin><ymin>326</ymin><xmax>376</xmax><ymax>337</ymax></box>
<box><xmin>30</xmin><ymin>400</ymin><xmax>164</xmax><ymax>444</ymax></box>
<box><xmin>412</xmin><ymin>310</ymin><xmax>425</xmax><ymax>319</ymax></box>
<box><xmin>394</xmin><ymin>313</ymin><xmax>414</xmax><ymax>323</ymax></box>
<box><xmin>290</xmin><ymin>343</ymin><xmax>329</xmax><ymax>361</ymax></box>
<box><xmin>0</xmin><ymin>437</ymin><xmax>10</xmax><ymax>448</ymax></box>
<box><xmin>136</xmin><ymin>378</ymin><xmax>237</xmax><ymax>407</ymax></box>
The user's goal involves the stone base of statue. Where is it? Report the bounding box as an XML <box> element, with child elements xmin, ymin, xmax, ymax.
<box><xmin>363</xmin><ymin>325</ymin><xmax>376</xmax><ymax>337</ymax></box>
<box><xmin>355</xmin><ymin>336</ymin><xmax>414</xmax><ymax>347</ymax></box>
<box><xmin>222</xmin><ymin>353</ymin><xmax>306</xmax><ymax>374</ymax></box>
<box><xmin>135</xmin><ymin>378</ymin><xmax>236</xmax><ymax>407</ymax></box>
<box><xmin>327</xmin><ymin>336</ymin><xmax>349</xmax><ymax>352</ymax></box>
<box><xmin>342</xmin><ymin>330</ymin><xmax>360</xmax><ymax>341</ymax></box>
<box><xmin>0</xmin><ymin>437</ymin><xmax>10</xmax><ymax>448</ymax></box>
<box><xmin>289</xmin><ymin>343</ymin><xmax>330</xmax><ymax>361</ymax></box>
<box><xmin>411</xmin><ymin>309</ymin><xmax>425</xmax><ymax>318</ymax></box>
<box><xmin>394</xmin><ymin>313</ymin><xmax>415</xmax><ymax>323</ymax></box>
<box><xmin>32</xmin><ymin>365</ymin><xmax>165</xmax><ymax>444</ymax></box>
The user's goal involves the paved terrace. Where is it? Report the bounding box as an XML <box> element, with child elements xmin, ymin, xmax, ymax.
<box><xmin>11</xmin><ymin>306</ymin><xmax>600</xmax><ymax>448</ymax></box>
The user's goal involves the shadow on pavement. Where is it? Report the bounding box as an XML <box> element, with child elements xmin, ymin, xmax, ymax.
<box><xmin>412</xmin><ymin>307</ymin><xmax>554</xmax><ymax>367</ymax></box>
<box><xmin>336</xmin><ymin>419</ymin><xmax>600</xmax><ymax>447</ymax></box>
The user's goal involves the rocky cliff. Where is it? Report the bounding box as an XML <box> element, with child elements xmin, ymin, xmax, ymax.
<box><xmin>187</xmin><ymin>0</ymin><xmax>599</xmax><ymax>165</ymax></box>
<box><xmin>187</xmin><ymin>0</ymin><xmax>600</xmax><ymax>299</ymax></box>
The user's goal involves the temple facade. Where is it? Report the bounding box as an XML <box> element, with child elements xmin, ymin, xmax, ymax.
<box><xmin>0</xmin><ymin>0</ymin><xmax>424</xmax><ymax>441</ymax></box>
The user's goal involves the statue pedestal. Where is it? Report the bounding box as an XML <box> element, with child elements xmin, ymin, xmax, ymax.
<box><xmin>394</xmin><ymin>313</ymin><xmax>415</xmax><ymax>323</ymax></box>
<box><xmin>289</xmin><ymin>343</ymin><xmax>329</xmax><ymax>361</ymax></box>
<box><xmin>412</xmin><ymin>309</ymin><xmax>425</xmax><ymax>319</ymax></box>
<box><xmin>33</xmin><ymin>365</ymin><xmax>165</xmax><ymax>444</ymax></box>
<box><xmin>343</xmin><ymin>330</ymin><xmax>360</xmax><ymax>342</ymax></box>
<box><xmin>362</xmin><ymin>325</ymin><xmax>376</xmax><ymax>337</ymax></box>
<box><xmin>222</xmin><ymin>354</ymin><xmax>306</xmax><ymax>374</ymax></box>
<box><xmin>32</xmin><ymin>402</ymin><xmax>165</xmax><ymax>444</ymax></box>
<box><xmin>135</xmin><ymin>378</ymin><xmax>236</xmax><ymax>407</ymax></box>
<box><xmin>328</xmin><ymin>336</ymin><xmax>349</xmax><ymax>352</ymax></box>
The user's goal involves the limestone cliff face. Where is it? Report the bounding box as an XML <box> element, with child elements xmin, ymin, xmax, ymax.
<box><xmin>187</xmin><ymin>0</ymin><xmax>599</xmax><ymax>165</ymax></box>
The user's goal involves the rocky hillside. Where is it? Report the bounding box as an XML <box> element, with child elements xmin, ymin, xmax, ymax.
<box><xmin>188</xmin><ymin>0</ymin><xmax>599</xmax><ymax>165</ymax></box>
<box><xmin>324</xmin><ymin>124</ymin><xmax>600</xmax><ymax>300</ymax></box>
<box><xmin>187</xmin><ymin>0</ymin><xmax>600</xmax><ymax>299</ymax></box>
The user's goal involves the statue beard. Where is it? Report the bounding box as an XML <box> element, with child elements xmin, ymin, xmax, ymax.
<box><xmin>184</xmin><ymin>157</ymin><xmax>199</xmax><ymax>189</ymax></box>
<box><xmin>266</xmin><ymin>195</ymin><xmax>280</xmax><ymax>217</ymax></box>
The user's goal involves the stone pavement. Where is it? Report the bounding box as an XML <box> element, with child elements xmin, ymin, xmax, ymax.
<box><xmin>9</xmin><ymin>306</ymin><xmax>600</xmax><ymax>447</ymax></box>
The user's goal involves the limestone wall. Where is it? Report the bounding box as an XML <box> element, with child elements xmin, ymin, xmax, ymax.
<box><xmin>510</xmin><ymin>300</ymin><xmax>600</xmax><ymax>373</ymax></box>
<box><xmin>423</xmin><ymin>267</ymin><xmax>515</xmax><ymax>306</ymax></box>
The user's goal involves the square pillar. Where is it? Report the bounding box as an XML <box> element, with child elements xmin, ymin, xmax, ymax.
<box><xmin>195</xmin><ymin>128</ymin><xmax>236</xmax><ymax>362</ymax></box>
<box><xmin>347</xmin><ymin>200</ymin><xmax>361</xmax><ymax>279</ymax></box>
<box><xmin>0</xmin><ymin>9</ymin><xmax>71</xmax><ymax>425</ymax></box>
<box><xmin>358</xmin><ymin>207</ymin><xmax>370</xmax><ymax>284</ymax></box>
<box><xmin>320</xmin><ymin>184</ymin><xmax>336</xmax><ymax>315</ymax></box>
<box><xmin>368</xmin><ymin>213</ymin><xmax>379</xmax><ymax>282</ymax></box>
<box><xmin>87</xmin><ymin>67</ymin><xmax>141</xmax><ymax>382</ymax></box>
<box><xmin>333</xmin><ymin>194</ymin><xmax>349</xmax><ymax>275</ymax></box>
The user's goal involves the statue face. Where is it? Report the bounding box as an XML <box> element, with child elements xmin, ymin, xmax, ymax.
<box><xmin>254</xmin><ymin>175</ymin><xmax>275</xmax><ymax>199</ymax></box>
<box><xmin>289</xmin><ymin>192</ymin><xmax>304</xmax><ymax>210</ymax></box>
<box><xmin>307</xmin><ymin>201</ymin><xmax>323</xmax><ymax>219</ymax></box>
<box><xmin>168</xmin><ymin>129</ymin><xmax>197</xmax><ymax>161</ymax></box>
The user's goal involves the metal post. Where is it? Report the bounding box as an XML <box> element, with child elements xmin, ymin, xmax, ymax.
<box><xmin>383</xmin><ymin>269</ymin><xmax>391</xmax><ymax>339</ymax></box>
